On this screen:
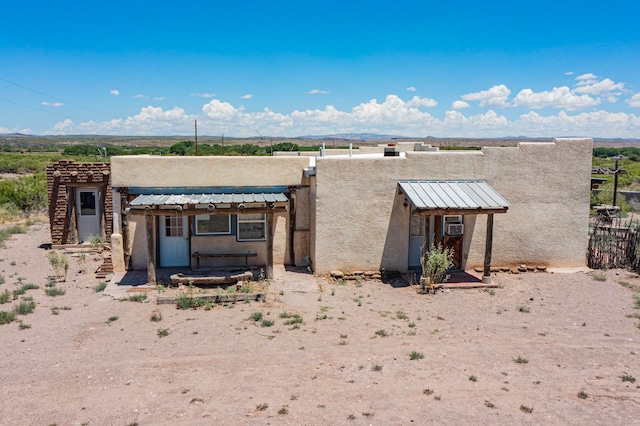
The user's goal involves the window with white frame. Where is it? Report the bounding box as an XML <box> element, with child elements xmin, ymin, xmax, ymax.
<box><xmin>195</xmin><ymin>214</ymin><xmax>231</xmax><ymax>235</ymax></box>
<box><xmin>237</xmin><ymin>213</ymin><xmax>266</xmax><ymax>241</ymax></box>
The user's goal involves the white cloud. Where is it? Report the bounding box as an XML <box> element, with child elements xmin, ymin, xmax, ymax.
<box><xmin>42</xmin><ymin>101</ymin><xmax>63</xmax><ymax>107</ymax></box>
<box><xmin>512</xmin><ymin>86</ymin><xmax>600</xmax><ymax>110</ymax></box>
<box><xmin>153</xmin><ymin>96</ymin><xmax>165</xmax><ymax>101</ymax></box>
<box><xmin>191</xmin><ymin>92</ymin><xmax>216</xmax><ymax>98</ymax></box>
<box><xmin>461</xmin><ymin>85</ymin><xmax>511</xmax><ymax>108</ymax></box>
<box><xmin>110</xmin><ymin>89</ymin><xmax>120</xmax><ymax>96</ymax></box>
<box><xmin>565</xmin><ymin>71</ymin><xmax>573</xmax><ymax>75</ymax></box>
<box><xmin>406</xmin><ymin>86</ymin><xmax>416</xmax><ymax>92</ymax></box>
<box><xmin>406</xmin><ymin>96</ymin><xmax>437</xmax><ymax>108</ymax></box>
<box><xmin>575</xmin><ymin>73</ymin><xmax>598</xmax><ymax>84</ymax></box>
<box><xmin>627</xmin><ymin>93</ymin><xmax>640</xmax><ymax>108</ymax></box>
<box><xmin>45</xmin><ymin>93</ymin><xmax>640</xmax><ymax>139</ymax></box>
<box><xmin>306</xmin><ymin>89</ymin><xmax>329</xmax><ymax>95</ymax></box>
<box><xmin>451</xmin><ymin>100</ymin><xmax>470</xmax><ymax>110</ymax></box>
<box><xmin>240</xmin><ymin>94</ymin><xmax>253</xmax><ymax>99</ymax></box>
<box><xmin>133</xmin><ymin>94</ymin><xmax>146</xmax><ymax>99</ymax></box>
<box><xmin>573</xmin><ymin>77</ymin><xmax>624</xmax><ymax>96</ymax></box>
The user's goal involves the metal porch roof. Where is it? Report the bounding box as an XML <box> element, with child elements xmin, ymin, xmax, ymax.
<box><xmin>398</xmin><ymin>180</ymin><xmax>509</xmax><ymax>212</ymax></box>
<box><xmin>130</xmin><ymin>192</ymin><xmax>288</xmax><ymax>206</ymax></box>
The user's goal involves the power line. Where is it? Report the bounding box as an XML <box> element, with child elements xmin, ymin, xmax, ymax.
<box><xmin>0</xmin><ymin>75</ymin><xmax>120</xmax><ymax>119</ymax></box>
<box><xmin>0</xmin><ymin>96</ymin><xmax>78</xmax><ymax>120</ymax></box>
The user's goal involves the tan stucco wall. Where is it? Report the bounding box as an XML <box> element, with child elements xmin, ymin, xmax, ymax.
<box><xmin>111</xmin><ymin>155</ymin><xmax>310</xmax><ymax>188</ymax></box>
<box><xmin>312</xmin><ymin>138</ymin><xmax>592</xmax><ymax>273</ymax></box>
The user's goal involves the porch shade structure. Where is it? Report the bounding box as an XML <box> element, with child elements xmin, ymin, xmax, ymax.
<box><xmin>127</xmin><ymin>192</ymin><xmax>289</xmax><ymax>284</ymax></box>
<box><xmin>398</xmin><ymin>180</ymin><xmax>509</xmax><ymax>284</ymax></box>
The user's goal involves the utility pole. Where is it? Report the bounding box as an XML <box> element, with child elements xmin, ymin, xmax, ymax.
<box><xmin>194</xmin><ymin>120</ymin><xmax>198</xmax><ymax>156</ymax></box>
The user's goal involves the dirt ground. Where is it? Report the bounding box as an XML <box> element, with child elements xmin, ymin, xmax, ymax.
<box><xmin>1</xmin><ymin>222</ymin><xmax>640</xmax><ymax>425</ymax></box>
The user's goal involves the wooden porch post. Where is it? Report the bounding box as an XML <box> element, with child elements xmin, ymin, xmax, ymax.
<box><xmin>482</xmin><ymin>213</ymin><xmax>494</xmax><ymax>284</ymax></box>
<box><xmin>145</xmin><ymin>214</ymin><xmax>157</xmax><ymax>285</ymax></box>
<box><xmin>266</xmin><ymin>212</ymin><xmax>274</xmax><ymax>279</ymax></box>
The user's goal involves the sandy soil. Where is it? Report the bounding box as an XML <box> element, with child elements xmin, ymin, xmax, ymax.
<box><xmin>1</xmin><ymin>223</ymin><xmax>640</xmax><ymax>425</ymax></box>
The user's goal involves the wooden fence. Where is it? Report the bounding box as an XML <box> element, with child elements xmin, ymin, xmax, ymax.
<box><xmin>587</xmin><ymin>218</ymin><xmax>640</xmax><ymax>272</ymax></box>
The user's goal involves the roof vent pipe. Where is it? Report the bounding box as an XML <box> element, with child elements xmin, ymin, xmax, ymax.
<box><xmin>207</xmin><ymin>204</ymin><xmax>215</xmax><ymax>212</ymax></box>
<box><xmin>322</xmin><ymin>142</ymin><xmax>325</xmax><ymax>157</ymax></box>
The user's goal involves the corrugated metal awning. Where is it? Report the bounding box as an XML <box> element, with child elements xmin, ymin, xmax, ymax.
<box><xmin>398</xmin><ymin>180</ymin><xmax>509</xmax><ymax>214</ymax></box>
<box><xmin>130</xmin><ymin>192</ymin><xmax>288</xmax><ymax>207</ymax></box>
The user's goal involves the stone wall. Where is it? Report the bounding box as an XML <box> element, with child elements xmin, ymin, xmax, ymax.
<box><xmin>47</xmin><ymin>160</ymin><xmax>113</xmax><ymax>245</ymax></box>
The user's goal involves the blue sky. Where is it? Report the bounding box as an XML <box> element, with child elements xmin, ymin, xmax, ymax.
<box><xmin>1</xmin><ymin>0</ymin><xmax>640</xmax><ymax>138</ymax></box>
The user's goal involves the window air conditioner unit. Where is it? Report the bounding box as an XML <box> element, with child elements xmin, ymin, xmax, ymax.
<box><xmin>446</xmin><ymin>223</ymin><xmax>464</xmax><ymax>236</ymax></box>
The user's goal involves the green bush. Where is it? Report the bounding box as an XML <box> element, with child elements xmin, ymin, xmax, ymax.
<box><xmin>420</xmin><ymin>243</ymin><xmax>454</xmax><ymax>290</ymax></box>
<box><xmin>0</xmin><ymin>310</ymin><xmax>16</xmax><ymax>324</ymax></box>
<box><xmin>0</xmin><ymin>172</ymin><xmax>47</xmax><ymax>211</ymax></box>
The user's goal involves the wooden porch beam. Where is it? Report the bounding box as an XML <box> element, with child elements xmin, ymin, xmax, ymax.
<box><xmin>482</xmin><ymin>213</ymin><xmax>494</xmax><ymax>284</ymax></box>
<box><xmin>413</xmin><ymin>207</ymin><xmax>507</xmax><ymax>216</ymax></box>
<box><xmin>266</xmin><ymin>212</ymin><xmax>274</xmax><ymax>279</ymax></box>
<box><xmin>127</xmin><ymin>206</ymin><xmax>287</xmax><ymax>216</ymax></box>
<box><xmin>145</xmin><ymin>214</ymin><xmax>156</xmax><ymax>285</ymax></box>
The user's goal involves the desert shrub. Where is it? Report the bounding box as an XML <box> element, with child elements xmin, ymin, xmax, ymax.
<box><xmin>420</xmin><ymin>243</ymin><xmax>454</xmax><ymax>291</ymax></box>
<box><xmin>0</xmin><ymin>225</ymin><xmax>26</xmax><ymax>247</ymax></box>
<box><xmin>0</xmin><ymin>172</ymin><xmax>47</xmax><ymax>211</ymax></box>
<box><xmin>48</xmin><ymin>251</ymin><xmax>69</xmax><ymax>281</ymax></box>
<box><xmin>14</xmin><ymin>299</ymin><xmax>36</xmax><ymax>315</ymax></box>
<box><xmin>0</xmin><ymin>310</ymin><xmax>16</xmax><ymax>324</ymax></box>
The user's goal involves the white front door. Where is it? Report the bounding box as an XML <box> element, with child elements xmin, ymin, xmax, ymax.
<box><xmin>409</xmin><ymin>215</ymin><xmax>425</xmax><ymax>268</ymax></box>
<box><xmin>159</xmin><ymin>216</ymin><xmax>190</xmax><ymax>267</ymax></box>
<box><xmin>76</xmin><ymin>188</ymin><xmax>100</xmax><ymax>243</ymax></box>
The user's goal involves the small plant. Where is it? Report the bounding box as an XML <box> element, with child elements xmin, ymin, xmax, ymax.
<box><xmin>106</xmin><ymin>315</ymin><xmax>119</xmax><ymax>324</ymax></box>
<box><xmin>150</xmin><ymin>310</ymin><xmax>162</xmax><ymax>322</ymax></box>
<box><xmin>249</xmin><ymin>311</ymin><xmax>263</xmax><ymax>322</ymax></box>
<box><xmin>577</xmin><ymin>391</ymin><xmax>588</xmax><ymax>399</ymax></box>
<box><xmin>374</xmin><ymin>329</ymin><xmax>388</xmax><ymax>337</ymax></box>
<box><xmin>47</xmin><ymin>251</ymin><xmax>69</xmax><ymax>281</ymax></box>
<box><xmin>45</xmin><ymin>280</ymin><xmax>56</xmax><ymax>288</ymax></box>
<box><xmin>408</xmin><ymin>321</ymin><xmax>416</xmax><ymax>328</ymax></box>
<box><xmin>409</xmin><ymin>351</ymin><xmax>424</xmax><ymax>360</ymax></box>
<box><xmin>0</xmin><ymin>274</ymin><xmax>5</xmax><ymax>285</ymax></box>
<box><xmin>18</xmin><ymin>322</ymin><xmax>31</xmax><ymax>330</ymax></box>
<box><xmin>634</xmin><ymin>294</ymin><xmax>640</xmax><ymax>309</ymax></box>
<box><xmin>515</xmin><ymin>356</ymin><xmax>529</xmax><ymax>364</ymax></box>
<box><xmin>89</xmin><ymin>234</ymin><xmax>105</xmax><ymax>250</ymax></box>
<box><xmin>128</xmin><ymin>293</ymin><xmax>147</xmax><ymax>302</ymax></box>
<box><xmin>485</xmin><ymin>401</ymin><xmax>496</xmax><ymax>408</ymax></box>
<box><xmin>93</xmin><ymin>281</ymin><xmax>107</xmax><ymax>292</ymax></box>
<box><xmin>347</xmin><ymin>414</ymin><xmax>356</xmax><ymax>420</ymax></box>
<box><xmin>45</xmin><ymin>287</ymin><xmax>65</xmax><ymax>297</ymax></box>
<box><xmin>518</xmin><ymin>306</ymin><xmax>530</xmax><ymax>313</ymax></box>
<box><xmin>77</xmin><ymin>251</ymin><xmax>87</xmax><ymax>272</ymax></box>
<box><xmin>0</xmin><ymin>310</ymin><xmax>16</xmax><ymax>324</ymax></box>
<box><xmin>483</xmin><ymin>288</ymin><xmax>496</xmax><ymax>296</ymax></box>
<box><xmin>261</xmin><ymin>319</ymin><xmax>274</xmax><ymax>327</ymax></box>
<box><xmin>423</xmin><ymin>388</ymin><xmax>434</xmax><ymax>395</ymax></box>
<box><xmin>278</xmin><ymin>405</ymin><xmax>289</xmax><ymax>415</ymax></box>
<box><xmin>396</xmin><ymin>310</ymin><xmax>408</xmax><ymax>320</ymax></box>
<box><xmin>520</xmin><ymin>405</ymin><xmax>534</xmax><ymax>413</ymax></box>
<box><xmin>14</xmin><ymin>299</ymin><xmax>36</xmax><ymax>315</ymax></box>
<box><xmin>419</xmin><ymin>243</ymin><xmax>454</xmax><ymax>292</ymax></box>
<box><xmin>621</xmin><ymin>373</ymin><xmax>636</xmax><ymax>383</ymax></box>
<box><xmin>157</xmin><ymin>328</ymin><xmax>169</xmax><ymax>338</ymax></box>
<box><xmin>468</xmin><ymin>375</ymin><xmax>477</xmax><ymax>382</ymax></box>
<box><xmin>591</xmin><ymin>271</ymin><xmax>607</xmax><ymax>281</ymax></box>
<box><xmin>256</xmin><ymin>403</ymin><xmax>268</xmax><ymax>411</ymax></box>
<box><xmin>0</xmin><ymin>289</ymin><xmax>10</xmax><ymax>304</ymax></box>
<box><xmin>372</xmin><ymin>364</ymin><xmax>383</xmax><ymax>371</ymax></box>
<box><xmin>189</xmin><ymin>397</ymin><xmax>204</xmax><ymax>404</ymax></box>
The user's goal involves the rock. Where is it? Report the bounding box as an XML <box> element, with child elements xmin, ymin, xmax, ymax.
<box><xmin>371</xmin><ymin>274</ymin><xmax>382</xmax><ymax>280</ymax></box>
<box><xmin>526</xmin><ymin>265</ymin><xmax>535</xmax><ymax>271</ymax></box>
<box><xmin>330</xmin><ymin>271</ymin><xmax>344</xmax><ymax>278</ymax></box>
<box><xmin>474</xmin><ymin>267</ymin><xmax>483</xmax><ymax>273</ymax></box>
<box><xmin>501</xmin><ymin>267</ymin><xmax>511</xmax><ymax>272</ymax></box>
<box><xmin>535</xmin><ymin>266</ymin><xmax>547</xmax><ymax>272</ymax></box>
<box><xmin>364</xmin><ymin>271</ymin><xmax>377</xmax><ymax>276</ymax></box>
<box><xmin>352</xmin><ymin>270</ymin><xmax>364</xmax><ymax>276</ymax></box>
<box><xmin>344</xmin><ymin>275</ymin><xmax>357</xmax><ymax>280</ymax></box>
<box><xmin>510</xmin><ymin>268</ymin><xmax>520</xmax><ymax>274</ymax></box>
<box><xmin>490</xmin><ymin>266</ymin><xmax>500</xmax><ymax>273</ymax></box>
<box><xmin>518</xmin><ymin>265</ymin><xmax>527</xmax><ymax>272</ymax></box>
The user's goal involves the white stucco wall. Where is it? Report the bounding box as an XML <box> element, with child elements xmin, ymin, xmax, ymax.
<box><xmin>312</xmin><ymin>138</ymin><xmax>592</xmax><ymax>273</ymax></box>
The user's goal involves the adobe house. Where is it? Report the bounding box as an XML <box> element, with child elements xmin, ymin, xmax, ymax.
<box><xmin>107</xmin><ymin>137</ymin><xmax>592</xmax><ymax>285</ymax></box>
<box><xmin>47</xmin><ymin>160</ymin><xmax>113</xmax><ymax>245</ymax></box>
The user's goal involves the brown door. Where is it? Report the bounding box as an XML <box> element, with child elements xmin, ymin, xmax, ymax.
<box><xmin>443</xmin><ymin>235</ymin><xmax>463</xmax><ymax>270</ymax></box>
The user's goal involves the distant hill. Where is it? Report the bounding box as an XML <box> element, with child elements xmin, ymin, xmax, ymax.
<box><xmin>301</xmin><ymin>133</ymin><xmax>409</xmax><ymax>141</ymax></box>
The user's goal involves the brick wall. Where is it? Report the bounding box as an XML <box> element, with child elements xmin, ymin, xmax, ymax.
<box><xmin>46</xmin><ymin>160</ymin><xmax>113</xmax><ymax>245</ymax></box>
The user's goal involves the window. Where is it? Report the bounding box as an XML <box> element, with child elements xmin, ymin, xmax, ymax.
<box><xmin>237</xmin><ymin>213</ymin><xmax>266</xmax><ymax>241</ymax></box>
<box><xmin>164</xmin><ymin>216</ymin><xmax>184</xmax><ymax>237</ymax></box>
<box><xmin>195</xmin><ymin>214</ymin><xmax>230</xmax><ymax>235</ymax></box>
<box><xmin>79</xmin><ymin>191</ymin><xmax>97</xmax><ymax>216</ymax></box>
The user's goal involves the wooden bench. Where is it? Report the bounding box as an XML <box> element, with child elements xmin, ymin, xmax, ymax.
<box><xmin>191</xmin><ymin>251</ymin><xmax>258</xmax><ymax>268</ymax></box>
